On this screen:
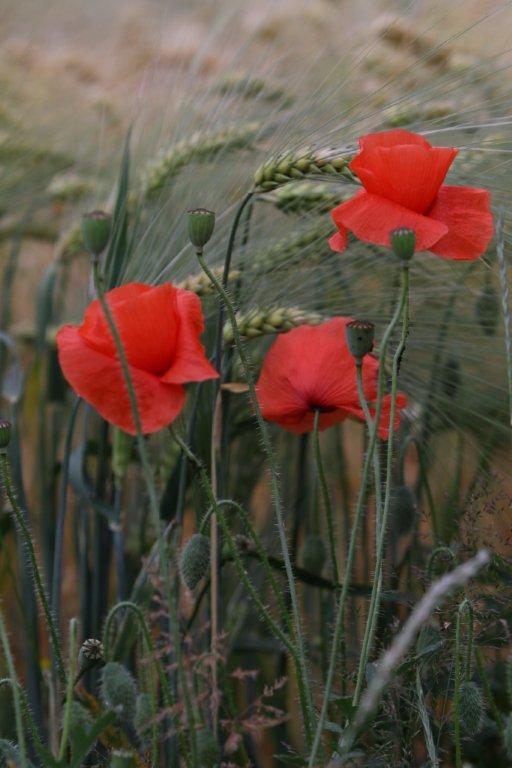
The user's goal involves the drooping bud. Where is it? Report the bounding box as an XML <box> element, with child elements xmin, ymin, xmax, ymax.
<box><xmin>0</xmin><ymin>420</ymin><xmax>11</xmax><ymax>451</ymax></box>
<box><xmin>78</xmin><ymin>638</ymin><xmax>104</xmax><ymax>671</ymax></box>
<box><xmin>68</xmin><ymin>701</ymin><xmax>93</xmax><ymax>732</ymax></box>
<box><xmin>187</xmin><ymin>208</ymin><xmax>215</xmax><ymax>252</ymax></box>
<box><xmin>476</xmin><ymin>284</ymin><xmax>500</xmax><ymax>336</ymax></box>
<box><xmin>179</xmin><ymin>533</ymin><xmax>210</xmax><ymax>590</ymax></box>
<box><xmin>345</xmin><ymin>320</ymin><xmax>375</xmax><ymax>361</ymax></box>
<box><xmin>459</xmin><ymin>681</ymin><xmax>484</xmax><ymax>734</ymax></box>
<box><xmin>110</xmin><ymin>750</ymin><xmax>136</xmax><ymax>768</ymax></box>
<box><xmin>301</xmin><ymin>535</ymin><xmax>327</xmax><ymax>575</ymax></box>
<box><xmin>82</xmin><ymin>210</ymin><xmax>111</xmax><ymax>257</ymax></box>
<box><xmin>134</xmin><ymin>693</ymin><xmax>153</xmax><ymax>743</ymax></box>
<box><xmin>197</xmin><ymin>728</ymin><xmax>221</xmax><ymax>768</ymax></box>
<box><xmin>390</xmin><ymin>227</ymin><xmax>416</xmax><ymax>261</ymax></box>
<box><xmin>100</xmin><ymin>662</ymin><xmax>137</xmax><ymax>722</ymax></box>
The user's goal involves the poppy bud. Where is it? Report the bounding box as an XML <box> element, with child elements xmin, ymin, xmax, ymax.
<box><xmin>476</xmin><ymin>284</ymin><xmax>500</xmax><ymax>336</ymax></box>
<box><xmin>301</xmin><ymin>535</ymin><xmax>327</xmax><ymax>575</ymax></box>
<box><xmin>78</xmin><ymin>638</ymin><xmax>104</xmax><ymax>671</ymax></box>
<box><xmin>68</xmin><ymin>701</ymin><xmax>93</xmax><ymax>731</ymax></box>
<box><xmin>459</xmin><ymin>681</ymin><xmax>484</xmax><ymax>734</ymax></box>
<box><xmin>390</xmin><ymin>227</ymin><xmax>416</xmax><ymax>261</ymax></box>
<box><xmin>134</xmin><ymin>693</ymin><xmax>153</xmax><ymax>743</ymax></box>
<box><xmin>0</xmin><ymin>419</ymin><xmax>11</xmax><ymax>450</ymax></box>
<box><xmin>179</xmin><ymin>533</ymin><xmax>210</xmax><ymax>590</ymax></box>
<box><xmin>345</xmin><ymin>320</ymin><xmax>375</xmax><ymax>361</ymax></box>
<box><xmin>82</xmin><ymin>210</ymin><xmax>111</xmax><ymax>257</ymax></box>
<box><xmin>197</xmin><ymin>728</ymin><xmax>221</xmax><ymax>767</ymax></box>
<box><xmin>187</xmin><ymin>208</ymin><xmax>215</xmax><ymax>252</ymax></box>
<box><xmin>110</xmin><ymin>750</ymin><xmax>135</xmax><ymax>768</ymax></box>
<box><xmin>100</xmin><ymin>662</ymin><xmax>137</xmax><ymax>722</ymax></box>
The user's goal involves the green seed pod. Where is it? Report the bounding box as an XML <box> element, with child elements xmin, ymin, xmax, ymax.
<box><xmin>134</xmin><ymin>693</ymin><xmax>153</xmax><ymax>742</ymax></box>
<box><xmin>109</xmin><ymin>750</ymin><xmax>136</xmax><ymax>768</ymax></box>
<box><xmin>78</xmin><ymin>638</ymin><xmax>104</xmax><ymax>671</ymax></box>
<box><xmin>390</xmin><ymin>484</ymin><xmax>417</xmax><ymax>536</ymax></box>
<box><xmin>503</xmin><ymin>714</ymin><xmax>512</xmax><ymax>758</ymax></box>
<box><xmin>476</xmin><ymin>284</ymin><xmax>500</xmax><ymax>336</ymax></box>
<box><xmin>179</xmin><ymin>533</ymin><xmax>210</xmax><ymax>590</ymax></box>
<box><xmin>440</xmin><ymin>356</ymin><xmax>462</xmax><ymax>399</ymax></box>
<box><xmin>345</xmin><ymin>319</ymin><xmax>375</xmax><ymax>360</ymax></box>
<box><xmin>301</xmin><ymin>535</ymin><xmax>327</xmax><ymax>575</ymax></box>
<box><xmin>390</xmin><ymin>227</ymin><xmax>416</xmax><ymax>261</ymax></box>
<box><xmin>197</xmin><ymin>728</ymin><xmax>221</xmax><ymax>767</ymax></box>
<box><xmin>82</xmin><ymin>210</ymin><xmax>111</xmax><ymax>257</ymax></box>
<box><xmin>112</xmin><ymin>428</ymin><xmax>133</xmax><ymax>485</ymax></box>
<box><xmin>0</xmin><ymin>420</ymin><xmax>11</xmax><ymax>450</ymax></box>
<box><xmin>187</xmin><ymin>208</ymin><xmax>215</xmax><ymax>251</ymax></box>
<box><xmin>68</xmin><ymin>701</ymin><xmax>93</xmax><ymax>732</ymax></box>
<box><xmin>459</xmin><ymin>681</ymin><xmax>484</xmax><ymax>734</ymax></box>
<box><xmin>100</xmin><ymin>662</ymin><xmax>137</xmax><ymax>722</ymax></box>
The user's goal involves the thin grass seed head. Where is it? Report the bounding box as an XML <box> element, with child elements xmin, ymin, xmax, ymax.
<box><xmin>223</xmin><ymin>306</ymin><xmax>323</xmax><ymax>344</ymax></box>
<box><xmin>178</xmin><ymin>267</ymin><xmax>241</xmax><ymax>296</ymax></box>
<box><xmin>100</xmin><ymin>662</ymin><xmax>137</xmax><ymax>722</ymax></box>
<box><xmin>179</xmin><ymin>533</ymin><xmax>210</xmax><ymax>590</ymax></box>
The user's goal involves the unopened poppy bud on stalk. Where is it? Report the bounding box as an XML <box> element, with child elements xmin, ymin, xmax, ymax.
<box><xmin>390</xmin><ymin>227</ymin><xmax>416</xmax><ymax>262</ymax></box>
<box><xmin>187</xmin><ymin>208</ymin><xmax>216</xmax><ymax>252</ymax></box>
<box><xmin>82</xmin><ymin>210</ymin><xmax>111</xmax><ymax>258</ymax></box>
<box><xmin>345</xmin><ymin>319</ymin><xmax>375</xmax><ymax>362</ymax></box>
<box><xmin>0</xmin><ymin>419</ymin><xmax>11</xmax><ymax>451</ymax></box>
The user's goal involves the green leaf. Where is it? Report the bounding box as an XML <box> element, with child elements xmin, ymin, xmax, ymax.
<box><xmin>105</xmin><ymin>129</ymin><xmax>132</xmax><ymax>289</ymax></box>
<box><xmin>68</xmin><ymin>711</ymin><xmax>116</xmax><ymax>768</ymax></box>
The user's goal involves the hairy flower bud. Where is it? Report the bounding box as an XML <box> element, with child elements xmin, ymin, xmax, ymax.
<box><xmin>197</xmin><ymin>728</ymin><xmax>221</xmax><ymax>767</ymax></box>
<box><xmin>82</xmin><ymin>210</ymin><xmax>111</xmax><ymax>257</ymax></box>
<box><xmin>78</xmin><ymin>638</ymin><xmax>104</xmax><ymax>670</ymax></box>
<box><xmin>459</xmin><ymin>681</ymin><xmax>484</xmax><ymax>734</ymax></box>
<box><xmin>134</xmin><ymin>693</ymin><xmax>153</xmax><ymax>743</ymax></box>
<box><xmin>100</xmin><ymin>662</ymin><xmax>137</xmax><ymax>722</ymax></box>
<box><xmin>390</xmin><ymin>227</ymin><xmax>416</xmax><ymax>261</ymax></box>
<box><xmin>187</xmin><ymin>208</ymin><xmax>215</xmax><ymax>251</ymax></box>
<box><xmin>301</xmin><ymin>535</ymin><xmax>327</xmax><ymax>575</ymax></box>
<box><xmin>0</xmin><ymin>420</ymin><xmax>11</xmax><ymax>451</ymax></box>
<box><xmin>179</xmin><ymin>533</ymin><xmax>210</xmax><ymax>590</ymax></box>
<box><xmin>345</xmin><ymin>320</ymin><xmax>375</xmax><ymax>361</ymax></box>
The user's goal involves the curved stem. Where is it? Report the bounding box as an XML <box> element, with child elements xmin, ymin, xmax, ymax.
<box><xmin>91</xmin><ymin>261</ymin><xmax>197</xmax><ymax>768</ymax></box>
<box><xmin>195</xmin><ymin>251</ymin><xmax>314</xmax><ymax>741</ymax></box>
<box><xmin>353</xmin><ymin>264</ymin><xmax>410</xmax><ymax>707</ymax></box>
<box><xmin>0</xmin><ymin>450</ymin><xmax>66</xmax><ymax>688</ymax></box>
<box><xmin>313</xmin><ymin>410</ymin><xmax>339</xmax><ymax>585</ymax></box>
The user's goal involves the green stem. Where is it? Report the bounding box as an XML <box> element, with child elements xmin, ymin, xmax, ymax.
<box><xmin>58</xmin><ymin>618</ymin><xmax>78</xmax><ymax>760</ymax></box>
<box><xmin>454</xmin><ymin>601</ymin><xmax>464</xmax><ymax>768</ymax></box>
<box><xmin>91</xmin><ymin>261</ymin><xmax>197</xmax><ymax>768</ymax></box>
<box><xmin>353</xmin><ymin>263</ymin><xmax>410</xmax><ymax>706</ymax></box>
<box><xmin>313</xmin><ymin>410</ymin><xmax>339</xmax><ymax>585</ymax></box>
<box><xmin>0</xmin><ymin>609</ymin><xmax>27</xmax><ymax>768</ymax></box>
<box><xmin>195</xmin><ymin>251</ymin><xmax>315</xmax><ymax>741</ymax></box>
<box><xmin>0</xmin><ymin>450</ymin><xmax>66</xmax><ymax>688</ymax></box>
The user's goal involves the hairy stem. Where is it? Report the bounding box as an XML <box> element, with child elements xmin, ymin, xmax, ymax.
<box><xmin>313</xmin><ymin>410</ymin><xmax>339</xmax><ymax>585</ymax></box>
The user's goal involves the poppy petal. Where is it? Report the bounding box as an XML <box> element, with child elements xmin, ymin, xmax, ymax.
<box><xmin>428</xmin><ymin>185</ymin><xmax>494</xmax><ymax>261</ymax></box>
<box><xmin>358</xmin><ymin>129</ymin><xmax>431</xmax><ymax>152</ymax></box>
<box><xmin>80</xmin><ymin>283</ymin><xmax>179</xmax><ymax>376</ymax></box>
<box><xmin>328</xmin><ymin>230</ymin><xmax>348</xmax><ymax>253</ymax></box>
<box><xmin>57</xmin><ymin>325</ymin><xmax>186</xmax><ymax>434</ymax></box>
<box><xmin>161</xmin><ymin>289</ymin><xmax>219</xmax><ymax>384</ymax></box>
<box><xmin>354</xmin><ymin>145</ymin><xmax>457</xmax><ymax>213</ymax></box>
<box><xmin>331</xmin><ymin>191</ymin><xmax>448</xmax><ymax>251</ymax></box>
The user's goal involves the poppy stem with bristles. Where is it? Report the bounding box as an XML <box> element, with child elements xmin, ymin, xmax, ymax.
<box><xmin>353</xmin><ymin>262</ymin><xmax>410</xmax><ymax>706</ymax></box>
<box><xmin>313</xmin><ymin>409</ymin><xmax>339</xmax><ymax>586</ymax></box>
<box><xmin>195</xmin><ymin>249</ymin><xmax>315</xmax><ymax>744</ymax></box>
<box><xmin>90</xmin><ymin>259</ymin><xmax>198</xmax><ymax>768</ymax></box>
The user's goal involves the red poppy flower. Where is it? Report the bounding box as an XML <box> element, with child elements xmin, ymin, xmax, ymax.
<box><xmin>256</xmin><ymin>318</ymin><xmax>406</xmax><ymax>440</ymax></box>
<box><xmin>57</xmin><ymin>282</ymin><xmax>218</xmax><ymax>434</ymax></box>
<box><xmin>329</xmin><ymin>129</ymin><xmax>493</xmax><ymax>260</ymax></box>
